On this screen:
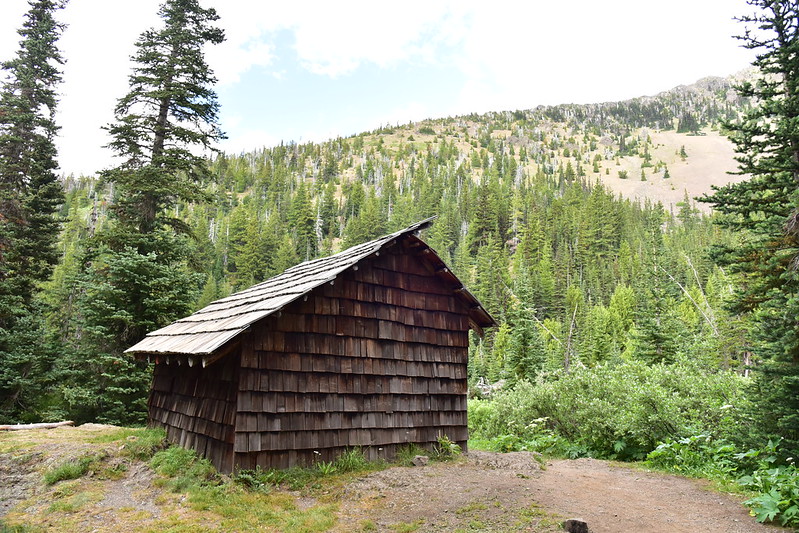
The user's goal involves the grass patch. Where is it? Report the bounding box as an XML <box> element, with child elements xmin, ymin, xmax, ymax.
<box><xmin>388</xmin><ymin>519</ymin><xmax>425</xmax><ymax>532</ymax></box>
<box><xmin>86</xmin><ymin>427</ymin><xmax>166</xmax><ymax>459</ymax></box>
<box><xmin>150</xmin><ymin>446</ymin><xmax>218</xmax><ymax>492</ymax></box>
<box><xmin>46</xmin><ymin>491</ymin><xmax>95</xmax><ymax>514</ymax></box>
<box><xmin>10</xmin><ymin>452</ymin><xmax>37</xmax><ymax>465</ymax></box>
<box><xmin>99</xmin><ymin>461</ymin><xmax>129</xmax><ymax>480</ymax></box>
<box><xmin>455</xmin><ymin>502</ymin><xmax>488</xmax><ymax>516</ymax></box>
<box><xmin>51</xmin><ymin>480</ymin><xmax>80</xmax><ymax>499</ymax></box>
<box><xmin>358</xmin><ymin>519</ymin><xmax>378</xmax><ymax>532</ymax></box>
<box><xmin>233</xmin><ymin>447</ymin><xmax>384</xmax><ymax>494</ymax></box>
<box><xmin>187</xmin><ymin>484</ymin><xmax>337</xmax><ymax>531</ymax></box>
<box><xmin>0</xmin><ymin>521</ymin><xmax>44</xmax><ymax>533</ymax></box>
<box><xmin>515</xmin><ymin>503</ymin><xmax>563</xmax><ymax>530</ymax></box>
<box><xmin>0</xmin><ymin>441</ymin><xmax>26</xmax><ymax>454</ymax></box>
<box><xmin>395</xmin><ymin>444</ymin><xmax>428</xmax><ymax>467</ymax></box>
<box><xmin>334</xmin><ymin>447</ymin><xmax>374</xmax><ymax>472</ymax></box>
<box><xmin>43</xmin><ymin>455</ymin><xmax>101</xmax><ymax>485</ymax></box>
<box><xmin>144</xmin><ymin>514</ymin><xmax>218</xmax><ymax>533</ymax></box>
<box><xmin>151</xmin><ymin>445</ymin><xmax>340</xmax><ymax>531</ymax></box>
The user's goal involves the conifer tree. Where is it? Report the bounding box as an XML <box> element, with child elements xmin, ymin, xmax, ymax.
<box><xmin>102</xmin><ymin>0</ymin><xmax>223</xmax><ymax>237</ymax></box>
<box><xmin>700</xmin><ymin>0</ymin><xmax>799</xmax><ymax>451</ymax></box>
<box><xmin>89</xmin><ymin>0</ymin><xmax>225</xmax><ymax>326</ymax></box>
<box><xmin>290</xmin><ymin>179</ymin><xmax>316</xmax><ymax>259</ymax></box>
<box><xmin>0</xmin><ymin>0</ymin><xmax>66</xmax><ymax>306</ymax></box>
<box><xmin>64</xmin><ymin>0</ymin><xmax>224</xmax><ymax>424</ymax></box>
<box><xmin>0</xmin><ymin>0</ymin><xmax>66</xmax><ymax>421</ymax></box>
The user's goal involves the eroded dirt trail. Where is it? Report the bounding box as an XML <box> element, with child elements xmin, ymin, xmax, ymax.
<box><xmin>332</xmin><ymin>453</ymin><xmax>789</xmax><ymax>532</ymax></box>
<box><xmin>531</xmin><ymin>458</ymin><xmax>785</xmax><ymax>533</ymax></box>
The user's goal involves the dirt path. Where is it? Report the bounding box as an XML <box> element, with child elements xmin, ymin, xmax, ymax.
<box><xmin>332</xmin><ymin>452</ymin><xmax>789</xmax><ymax>532</ymax></box>
<box><xmin>532</xmin><ymin>458</ymin><xmax>784</xmax><ymax>533</ymax></box>
<box><xmin>1</xmin><ymin>425</ymin><xmax>790</xmax><ymax>532</ymax></box>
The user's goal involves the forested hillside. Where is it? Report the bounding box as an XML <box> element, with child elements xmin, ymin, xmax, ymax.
<box><xmin>8</xmin><ymin>72</ymin><xmax>743</xmax><ymax>428</ymax></box>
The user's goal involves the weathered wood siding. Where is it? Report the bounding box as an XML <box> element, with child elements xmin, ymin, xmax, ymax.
<box><xmin>234</xmin><ymin>241</ymin><xmax>471</xmax><ymax>469</ymax></box>
<box><xmin>149</xmin><ymin>352</ymin><xmax>240</xmax><ymax>472</ymax></box>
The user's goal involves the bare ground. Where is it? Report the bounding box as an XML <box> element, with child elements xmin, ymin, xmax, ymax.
<box><xmin>331</xmin><ymin>452</ymin><xmax>789</xmax><ymax>533</ymax></box>
<box><xmin>0</xmin><ymin>425</ymin><xmax>791</xmax><ymax>532</ymax></box>
<box><xmin>591</xmin><ymin>129</ymin><xmax>744</xmax><ymax>213</ymax></box>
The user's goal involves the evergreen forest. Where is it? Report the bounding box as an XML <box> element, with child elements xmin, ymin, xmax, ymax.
<box><xmin>3</xmin><ymin>0</ymin><xmax>799</xmax><ymax>527</ymax></box>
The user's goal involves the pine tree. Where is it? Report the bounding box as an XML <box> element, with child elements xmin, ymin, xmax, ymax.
<box><xmin>65</xmin><ymin>0</ymin><xmax>224</xmax><ymax>424</ymax></box>
<box><xmin>700</xmin><ymin>0</ymin><xmax>799</xmax><ymax>452</ymax></box>
<box><xmin>0</xmin><ymin>0</ymin><xmax>66</xmax><ymax>305</ymax></box>
<box><xmin>290</xmin><ymin>179</ymin><xmax>316</xmax><ymax>259</ymax></box>
<box><xmin>101</xmin><ymin>0</ymin><xmax>224</xmax><ymax>239</ymax></box>
<box><xmin>0</xmin><ymin>0</ymin><xmax>67</xmax><ymax>421</ymax></box>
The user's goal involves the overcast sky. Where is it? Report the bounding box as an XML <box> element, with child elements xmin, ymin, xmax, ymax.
<box><xmin>0</xmin><ymin>0</ymin><xmax>757</xmax><ymax>177</ymax></box>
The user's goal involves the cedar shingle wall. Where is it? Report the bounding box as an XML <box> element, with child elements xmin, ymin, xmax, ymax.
<box><xmin>149</xmin><ymin>352</ymin><xmax>240</xmax><ymax>472</ymax></box>
<box><xmin>235</xmin><ymin>243</ymin><xmax>471</xmax><ymax>469</ymax></box>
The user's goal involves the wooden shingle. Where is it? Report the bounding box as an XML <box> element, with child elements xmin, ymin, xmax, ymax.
<box><xmin>128</xmin><ymin>219</ymin><xmax>496</xmax><ymax>472</ymax></box>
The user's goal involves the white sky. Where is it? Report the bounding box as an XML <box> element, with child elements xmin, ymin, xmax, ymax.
<box><xmin>0</xmin><ymin>0</ymin><xmax>757</xmax><ymax>177</ymax></box>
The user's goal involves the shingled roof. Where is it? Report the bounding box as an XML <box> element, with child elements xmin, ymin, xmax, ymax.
<box><xmin>125</xmin><ymin>218</ymin><xmax>496</xmax><ymax>363</ymax></box>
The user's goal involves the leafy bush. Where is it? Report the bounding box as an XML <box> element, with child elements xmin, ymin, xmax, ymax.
<box><xmin>469</xmin><ymin>359</ymin><xmax>745</xmax><ymax>459</ymax></box>
<box><xmin>737</xmin><ymin>440</ymin><xmax>799</xmax><ymax>528</ymax></box>
<box><xmin>468</xmin><ymin>410</ymin><xmax>572</xmax><ymax>456</ymax></box>
<box><xmin>432</xmin><ymin>434</ymin><xmax>462</xmax><ymax>461</ymax></box>
<box><xmin>646</xmin><ymin>434</ymin><xmax>737</xmax><ymax>479</ymax></box>
<box><xmin>645</xmin><ymin>436</ymin><xmax>799</xmax><ymax>528</ymax></box>
<box><xmin>234</xmin><ymin>466</ymin><xmax>281</xmax><ymax>492</ymax></box>
<box><xmin>315</xmin><ymin>461</ymin><xmax>336</xmax><ymax>475</ymax></box>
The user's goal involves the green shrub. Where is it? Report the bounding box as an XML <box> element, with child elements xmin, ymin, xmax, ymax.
<box><xmin>233</xmin><ymin>466</ymin><xmax>281</xmax><ymax>493</ymax></box>
<box><xmin>315</xmin><ymin>461</ymin><xmax>337</xmax><ymax>475</ymax></box>
<box><xmin>468</xmin><ymin>414</ymin><xmax>572</xmax><ymax>456</ymax></box>
<box><xmin>432</xmin><ymin>434</ymin><xmax>462</xmax><ymax>461</ymax></box>
<box><xmin>468</xmin><ymin>359</ymin><xmax>745</xmax><ymax>459</ymax></box>
<box><xmin>737</xmin><ymin>440</ymin><xmax>799</xmax><ymax>528</ymax></box>
<box><xmin>646</xmin><ymin>434</ymin><xmax>737</xmax><ymax>479</ymax></box>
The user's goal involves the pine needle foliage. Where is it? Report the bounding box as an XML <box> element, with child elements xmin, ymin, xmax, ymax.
<box><xmin>0</xmin><ymin>0</ymin><xmax>67</xmax><ymax>422</ymax></box>
<box><xmin>700</xmin><ymin>0</ymin><xmax>799</xmax><ymax>453</ymax></box>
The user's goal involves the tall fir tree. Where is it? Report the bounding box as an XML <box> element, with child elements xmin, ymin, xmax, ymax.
<box><xmin>700</xmin><ymin>0</ymin><xmax>799</xmax><ymax>452</ymax></box>
<box><xmin>102</xmin><ymin>0</ymin><xmax>224</xmax><ymax>241</ymax></box>
<box><xmin>0</xmin><ymin>0</ymin><xmax>67</xmax><ymax>421</ymax></box>
<box><xmin>63</xmin><ymin>0</ymin><xmax>224</xmax><ymax>424</ymax></box>
<box><xmin>0</xmin><ymin>0</ymin><xmax>66</xmax><ymax>308</ymax></box>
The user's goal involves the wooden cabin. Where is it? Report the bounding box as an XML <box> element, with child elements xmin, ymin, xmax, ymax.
<box><xmin>125</xmin><ymin>218</ymin><xmax>496</xmax><ymax>472</ymax></box>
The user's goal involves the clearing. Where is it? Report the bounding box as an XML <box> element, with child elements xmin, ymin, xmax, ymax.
<box><xmin>594</xmin><ymin>129</ymin><xmax>744</xmax><ymax>214</ymax></box>
<box><xmin>0</xmin><ymin>424</ymin><xmax>788</xmax><ymax>532</ymax></box>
